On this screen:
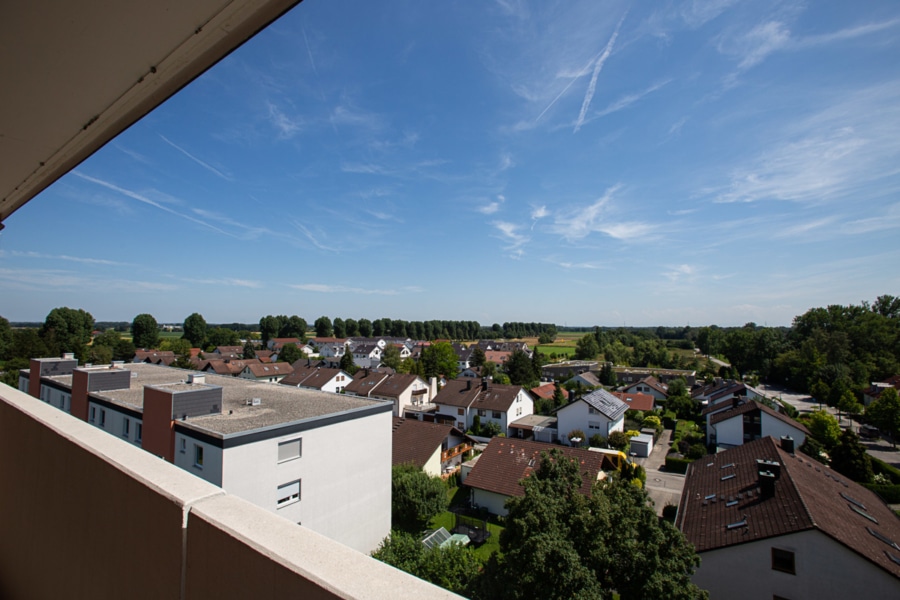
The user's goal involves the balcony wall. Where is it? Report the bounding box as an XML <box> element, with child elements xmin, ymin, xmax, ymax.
<box><xmin>0</xmin><ymin>383</ymin><xmax>459</xmax><ymax>600</ymax></box>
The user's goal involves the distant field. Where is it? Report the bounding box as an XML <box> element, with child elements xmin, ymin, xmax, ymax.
<box><xmin>158</xmin><ymin>331</ymin><xmax>183</xmax><ymax>339</ymax></box>
<box><xmin>537</xmin><ymin>345</ymin><xmax>576</xmax><ymax>358</ymax></box>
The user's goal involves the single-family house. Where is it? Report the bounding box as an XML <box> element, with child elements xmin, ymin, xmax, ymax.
<box><xmin>566</xmin><ymin>371</ymin><xmax>602</xmax><ymax>389</ymax></box>
<box><xmin>462</xmin><ymin>437</ymin><xmax>615</xmax><ymax>516</ymax></box>
<box><xmin>132</xmin><ymin>350</ymin><xmax>175</xmax><ymax>366</ymax></box>
<box><xmin>311</xmin><ymin>337</ymin><xmax>349</xmax><ymax>358</ymax></box>
<box><xmin>433</xmin><ymin>378</ymin><xmax>533</xmax><ymax>437</ymax></box>
<box><xmin>279</xmin><ymin>366</ymin><xmax>352</xmax><ymax>394</ymax></box>
<box><xmin>613</xmin><ymin>366</ymin><xmax>696</xmax><ymax>387</ymax></box>
<box><xmin>238</xmin><ymin>362</ymin><xmax>294</xmax><ymax>384</ymax></box>
<box><xmin>391</xmin><ymin>417</ymin><xmax>475</xmax><ymax>477</ymax></box>
<box><xmin>707</xmin><ymin>399</ymin><xmax>809</xmax><ymax>449</ymax></box>
<box><xmin>352</xmin><ymin>344</ymin><xmax>383</xmax><ymax>369</ymax></box>
<box><xmin>266</xmin><ymin>337</ymin><xmax>302</xmax><ymax>352</ymax></box>
<box><xmin>677</xmin><ymin>436</ymin><xmax>900</xmax><ymax>599</ymax></box>
<box><xmin>621</xmin><ymin>376</ymin><xmax>668</xmax><ymax>401</ymax></box>
<box><xmin>555</xmin><ymin>388</ymin><xmax>628</xmax><ymax>444</ymax></box>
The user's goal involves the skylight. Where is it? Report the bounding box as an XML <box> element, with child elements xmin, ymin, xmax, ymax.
<box><xmin>841</xmin><ymin>492</ymin><xmax>866</xmax><ymax>510</ymax></box>
<box><xmin>867</xmin><ymin>527</ymin><xmax>900</xmax><ymax>551</ymax></box>
<box><xmin>850</xmin><ymin>505</ymin><xmax>878</xmax><ymax>524</ymax></box>
<box><xmin>726</xmin><ymin>519</ymin><xmax>747</xmax><ymax>530</ymax></box>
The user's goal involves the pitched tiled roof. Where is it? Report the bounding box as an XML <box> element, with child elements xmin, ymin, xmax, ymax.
<box><xmin>624</xmin><ymin>375</ymin><xmax>668</xmax><ymax>396</ymax></box>
<box><xmin>392</xmin><ymin>417</ymin><xmax>465</xmax><ymax>468</ymax></box>
<box><xmin>676</xmin><ymin>436</ymin><xmax>900</xmax><ymax>581</ymax></box>
<box><xmin>370</xmin><ymin>373</ymin><xmax>423</xmax><ymax>399</ymax></box>
<box><xmin>279</xmin><ymin>366</ymin><xmax>345</xmax><ymax>389</ymax></box>
<box><xmin>530</xmin><ymin>382</ymin><xmax>557</xmax><ymax>400</ymax></box>
<box><xmin>709</xmin><ymin>399</ymin><xmax>810</xmax><ymax>435</ymax></box>
<box><xmin>611</xmin><ymin>391</ymin><xmax>655</xmax><ymax>412</ymax></box>
<box><xmin>572</xmin><ymin>371</ymin><xmax>602</xmax><ymax>387</ymax></box>
<box><xmin>214</xmin><ymin>346</ymin><xmax>243</xmax><ymax>354</ymax></box>
<box><xmin>484</xmin><ymin>350</ymin><xmax>511</xmax><ymax>364</ymax></box>
<box><xmin>244</xmin><ymin>362</ymin><xmax>294</xmax><ymax>378</ymax></box>
<box><xmin>344</xmin><ymin>370</ymin><xmax>391</xmax><ymax>396</ymax></box>
<box><xmin>464</xmin><ymin>437</ymin><xmax>612</xmax><ymax>499</ymax></box>
<box><xmin>581</xmin><ymin>388</ymin><xmax>629</xmax><ymax>420</ymax></box>
<box><xmin>434</xmin><ymin>379</ymin><xmax>524</xmax><ymax>412</ymax></box>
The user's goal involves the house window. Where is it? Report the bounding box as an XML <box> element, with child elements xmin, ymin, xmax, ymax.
<box><xmin>278</xmin><ymin>438</ymin><xmax>302</xmax><ymax>463</ymax></box>
<box><xmin>457</xmin><ymin>408</ymin><xmax>464</xmax><ymax>415</ymax></box>
<box><xmin>194</xmin><ymin>444</ymin><xmax>204</xmax><ymax>468</ymax></box>
<box><xmin>457</xmin><ymin>422</ymin><xmax>465</xmax><ymax>429</ymax></box>
<box><xmin>588</xmin><ymin>407</ymin><xmax>599</xmax><ymax>415</ymax></box>
<box><xmin>180</xmin><ymin>438</ymin><xmax>187</xmax><ymax>453</ymax></box>
<box><xmin>477</xmin><ymin>409</ymin><xmax>486</xmax><ymax>417</ymax></box>
<box><xmin>122</xmin><ymin>418</ymin><xmax>130</xmax><ymax>437</ymax></box>
<box><xmin>136</xmin><ymin>423</ymin><xmax>142</xmax><ymax>443</ymax></box>
<box><xmin>589</xmin><ymin>421</ymin><xmax>601</xmax><ymax>430</ymax></box>
<box><xmin>99</xmin><ymin>409</ymin><xmax>106</xmax><ymax>427</ymax></box>
<box><xmin>492</xmin><ymin>411</ymin><xmax>501</xmax><ymax>419</ymax></box>
<box><xmin>277</xmin><ymin>479</ymin><xmax>301</xmax><ymax>507</ymax></box>
<box><xmin>771</xmin><ymin>548</ymin><xmax>795</xmax><ymax>574</ymax></box>
<box><xmin>89</xmin><ymin>406</ymin><xmax>97</xmax><ymax>423</ymax></box>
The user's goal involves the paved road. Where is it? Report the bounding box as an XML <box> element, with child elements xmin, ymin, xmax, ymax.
<box><xmin>633</xmin><ymin>428</ymin><xmax>685</xmax><ymax>515</ymax></box>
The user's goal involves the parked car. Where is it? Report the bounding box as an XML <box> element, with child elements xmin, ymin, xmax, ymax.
<box><xmin>860</xmin><ymin>424</ymin><xmax>880</xmax><ymax>439</ymax></box>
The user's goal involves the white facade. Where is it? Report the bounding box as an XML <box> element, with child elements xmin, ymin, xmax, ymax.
<box><xmin>175</xmin><ymin>408</ymin><xmax>392</xmax><ymax>555</ymax></box>
<box><xmin>694</xmin><ymin>529</ymin><xmax>900</xmax><ymax>600</ymax></box>
<box><xmin>436</xmin><ymin>389</ymin><xmax>534</xmax><ymax>436</ymax></box>
<box><xmin>709</xmin><ymin>410</ymin><xmax>807</xmax><ymax>448</ymax></box>
<box><xmin>87</xmin><ymin>401</ymin><xmax>144</xmax><ymax>449</ymax></box>
<box><xmin>556</xmin><ymin>399</ymin><xmax>625</xmax><ymax>444</ymax></box>
<box><xmin>471</xmin><ymin>488</ymin><xmax>511</xmax><ymax>517</ymax></box>
<box><xmin>372</xmin><ymin>376</ymin><xmax>431</xmax><ymax>417</ymax></box>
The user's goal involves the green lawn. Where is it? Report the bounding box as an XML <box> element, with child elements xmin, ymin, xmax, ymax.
<box><xmin>537</xmin><ymin>344</ymin><xmax>576</xmax><ymax>357</ymax></box>
<box><xmin>430</xmin><ymin>485</ymin><xmax>504</xmax><ymax>560</ymax></box>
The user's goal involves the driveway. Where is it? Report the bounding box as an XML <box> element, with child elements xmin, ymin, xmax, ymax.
<box><xmin>632</xmin><ymin>428</ymin><xmax>684</xmax><ymax>515</ymax></box>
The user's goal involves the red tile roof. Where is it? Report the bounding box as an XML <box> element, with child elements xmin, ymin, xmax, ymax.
<box><xmin>530</xmin><ymin>382</ymin><xmax>557</xmax><ymax>400</ymax></box>
<box><xmin>464</xmin><ymin>437</ymin><xmax>613</xmax><ymax>499</ymax></box>
<box><xmin>611</xmin><ymin>391</ymin><xmax>655</xmax><ymax>412</ymax></box>
<box><xmin>677</xmin><ymin>436</ymin><xmax>900</xmax><ymax>581</ymax></box>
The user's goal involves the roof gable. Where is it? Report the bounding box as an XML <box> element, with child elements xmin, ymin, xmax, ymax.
<box><xmin>579</xmin><ymin>389</ymin><xmax>628</xmax><ymax>420</ymax></box>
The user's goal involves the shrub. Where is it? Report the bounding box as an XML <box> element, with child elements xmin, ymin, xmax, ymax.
<box><xmin>662</xmin><ymin>411</ymin><xmax>677</xmax><ymax>429</ymax></box>
<box><xmin>589</xmin><ymin>434</ymin><xmax>606</xmax><ymax>448</ymax></box>
<box><xmin>779</xmin><ymin>400</ymin><xmax>799</xmax><ymax>419</ymax></box>
<box><xmin>871</xmin><ymin>456</ymin><xmax>900</xmax><ymax>483</ymax></box>
<box><xmin>568</xmin><ymin>428</ymin><xmax>586</xmax><ymax>446</ymax></box>
<box><xmin>686</xmin><ymin>443</ymin><xmax>707</xmax><ymax>460</ymax></box>
<box><xmin>662</xmin><ymin>504</ymin><xmax>678</xmax><ymax>522</ymax></box>
<box><xmin>643</xmin><ymin>415</ymin><xmax>663</xmax><ymax>437</ymax></box>
<box><xmin>625</xmin><ymin>430</ymin><xmax>641</xmax><ymax>438</ymax></box>
<box><xmin>608</xmin><ymin>430</ymin><xmax>630</xmax><ymax>451</ymax></box>
<box><xmin>862</xmin><ymin>484</ymin><xmax>900</xmax><ymax>504</ymax></box>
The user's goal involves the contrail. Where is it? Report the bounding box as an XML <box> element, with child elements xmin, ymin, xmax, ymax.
<box><xmin>574</xmin><ymin>13</ymin><xmax>626</xmax><ymax>133</ymax></box>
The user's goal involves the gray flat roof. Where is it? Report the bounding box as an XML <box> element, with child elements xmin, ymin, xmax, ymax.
<box><xmin>46</xmin><ymin>363</ymin><xmax>390</xmax><ymax>437</ymax></box>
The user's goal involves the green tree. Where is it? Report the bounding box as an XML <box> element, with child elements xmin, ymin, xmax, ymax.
<box><xmin>391</xmin><ymin>464</ymin><xmax>449</xmax><ymax>532</ymax></box>
<box><xmin>372</xmin><ymin>530</ymin><xmax>482</xmax><ymax>597</ymax></box>
<box><xmin>333</xmin><ymin>317</ymin><xmax>346</xmax><ymax>338</ymax></box>
<box><xmin>506</xmin><ymin>349</ymin><xmax>537</xmax><ymax>387</ymax></box>
<box><xmin>806</xmin><ymin>410</ymin><xmax>842</xmax><ymax>450</ymax></box>
<box><xmin>182</xmin><ymin>313</ymin><xmax>208</xmax><ymax>347</ymax></box>
<box><xmin>279</xmin><ymin>315</ymin><xmax>308</xmax><ymax>341</ymax></box>
<box><xmin>206</xmin><ymin>327</ymin><xmax>240</xmax><ymax>349</ymax></box>
<box><xmin>314</xmin><ymin>316</ymin><xmax>334</xmax><ymax>338</ymax></box>
<box><xmin>421</xmin><ymin>342</ymin><xmax>459</xmax><ymax>379</ymax></box>
<box><xmin>477</xmin><ymin>450</ymin><xmax>705</xmax><ymax>600</ymax></box>
<box><xmin>382</xmin><ymin>344</ymin><xmax>402</xmax><ymax>370</ymax></box>
<box><xmin>86</xmin><ymin>344</ymin><xmax>112</xmax><ymax>365</ymax></box>
<box><xmin>538</xmin><ymin>332</ymin><xmax>556</xmax><ymax>344</ymax></box>
<box><xmin>130</xmin><ymin>313</ymin><xmax>159</xmax><ymax>349</ymax></box>
<box><xmin>279</xmin><ymin>343</ymin><xmax>303</xmax><ymax>365</ymax></box>
<box><xmin>598</xmin><ymin>362</ymin><xmax>617</xmax><ymax>386</ymax></box>
<box><xmin>340</xmin><ymin>351</ymin><xmax>358</xmax><ymax>375</ymax></box>
<box><xmin>40</xmin><ymin>307</ymin><xmax>94</xmax><ymax>359</ymax></box>
<box><xmin>358</xmin><ymin>318</ymin><xmax>373</xmax><ymax>337</ymax></box>
<box><xmin>837</xmin><ymin>389</ymin><xmax>863</xmax><ymax>421</ymax></box>
<box><xmin>0</xmin><ymin>316</ymin><xmax>13</xmax><ymax>360</ymax></box>
<box><xmin>159</xmin><ymin>337</ymin><xmax>191</xmax><ymax>356</ymax></box>
<box><xmin>608</xmin><ymin>430</ymin><xmax>630</xmax><ymax>451</ymax></box>
<box><xmin>11</xmin><ymin>328</ymin><xmax>50</xmax><ymax>361</ymax></box>
<box><xmin>867</xmin><ymin>387</ymin><xmax>900</xmax><ymax>448</ymax></box>
<box><xmin>574</xmin><ymin>334</ymin><xmax>600</xmax><ymax>360</ymax></box>
<box><xmin>470</xmin><ymin>346</ymin><xmax>486</xmax><ymax>368</ymax></box>
<box><xmin>830</xmin><ymin>430</ymin><xmax>873</xmax><ymax>483</ymax></box>
<box><xmin>259</xmin><ymin>315</ymin><xmax>281</xmax><ymax>344</ymax></box>
<box><xmin>242</xmin><ymin>341</ymin><xmax>256</xmax><ymax>359</ymax></box>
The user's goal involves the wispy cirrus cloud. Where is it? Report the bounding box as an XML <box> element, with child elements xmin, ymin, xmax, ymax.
<box><xmin>663</xmin><ymin>264</ymin><xmax>698</xmax><ymax>282</ymax></box>
<box><xmin>266</xmin><ymin>101</ymin><xmax>303</xmax><ymax>138</ymax></box>
<box><xmin>478</xmin><ymin>194</ymin><xmax>506</xmax><ymax>215</ymax></box>
<box><xmin>714</xmin><ymin>83</ymin><xmax>900</xmax><ymax>204</ymax></box>
<box><xmin>551</xmin><ymin>185</ymin><xmax>656</xmax><ymax>241</ymax></box>
<box><xmin>289</xmin><ymin>283</ymin><xmax>423</xmax><ymax>295</ymax></box>
<box><xmin>159</xmin><ymin>135</ymin><xmax>232</xmax><ymax>181</ymax></box>
<box><xmin>189</xmin><ymin>278</ymin><xmax>262</xmax><ymax>288</ymax></box>
<box><xmin>0</xmin><ymin>268</ymin><xmax>177</xmax><ymax>292</ymax></box>
<box><xmin>4</xmin><ymin>250</ymin><xmax>129</xmax><ymax>267</ymax></box>
<box><xmin>493</xmin><ymin>221</ymin><xmax>530</xmax><ymax>257</ymax></box>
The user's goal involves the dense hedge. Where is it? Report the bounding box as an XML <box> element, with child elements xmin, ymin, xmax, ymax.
<box><xmin>871</xmin><ymin>456</ymin><xmax>900</xmax><ymax>484</ymax></box>
<box><xmin>665</xmin><ymin>455</ymin><xmax>694</xmax><ymax>474</ymax></box>
<box><xmin>862</xmin><ymin>483</ymin><xmax>900</xmax><ymax>504</ymax></box>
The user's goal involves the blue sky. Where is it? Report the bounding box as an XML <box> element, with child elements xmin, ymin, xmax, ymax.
<box><xmin>2</xmin><ymin>0</ymin><xmax>899</xmax><ymax>327</ymax></box>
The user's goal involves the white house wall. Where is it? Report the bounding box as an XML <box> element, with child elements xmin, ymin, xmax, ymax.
<box><xmin>556</xmin><ymin>400</ymin><xmax>623</xmax><ymax>444</ymax></box>
<box><xmin>760</xmin><ymin>412</ymin><xmax>807</xmax><ymax>447</ymax></box>
<box><xmin>219</xmin><ymin>409</ymin><xmax>392</xmax><ymax>555</ymax></box>
<box><xmin>693</xmin><ymin>529</ymin><xmax>900</xmax><ymax>600</ymax></box>
<box><xmin>87</xmin><ymin>401</ymin><xmax>143</xmax><ymax>449</ymax></box>
<box><xmin>422</xmin><ymin>446</ymin><xmax>442</xmax><ymax>478</ymax></box>
<box><xmin>710</xmin><ymin>415</ymin><xmax>744</xmax><ymax>447</ymax></box>
<box><xmin>472</xmin><ymin>488</ymin><xmax>511</xmax><ymax>517</ymax></box>
<box><xmin>174</xmin><ymin>433</ymin><xmax>224</xmax><ymax>487</ymax></box>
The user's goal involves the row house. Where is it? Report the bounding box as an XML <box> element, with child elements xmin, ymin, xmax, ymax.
<box><xmin>391</xmin><ymin>417</ymin><xmax>475</xmax><ymax>477</ymax></box>
<box><xmin>238</xmin><ymin>362</ymin><xmax>294</xmax><ymax>383</ymax></box>
<box><xmin>279</xmin><ymin>366</ymin><xmax>352</xmax><ymax>394</ymax></box>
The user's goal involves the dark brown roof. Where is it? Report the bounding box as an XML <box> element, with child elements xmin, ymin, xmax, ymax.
<box><xmin>279</xmin><ymin>366</ymin><xmax>345</xmax><ymax>389</ymax></box>
<box><xmin>369</xmin><ymin>373</ymin><xmax>422</xmax><ymax>399</ymax></box>
<box><xmin>243</xmin><ymin>362</ymin><xmax>294</xmax><ymax>378</ymax></box>
<box><xmin>434</xmin><ymin>379</ymin><xmax>524</xmax><ymax>412</ymax></box>
<box><xmin>392</xmin><ymin>417</ymin><xmax>464</xmax><ymax>468</ymax></box>
<box><xmin>624</xmin><ymin>375</ymin><xmax>668</xmax><ymax>396</ymax></box>
<box><xmin>676</xmin><ymin>436</ymin><xmax>900</xmax><ymax>581</ymax></box>
<box><xmin>464</xmin><ymin>437</ymin><xmax>612</xmax><ymax>499</ymax></box>
<box><xmin>709</xmin><ymin>399</ymin><xmax>810</xmax><ymax>435</ymax></box>
<box><xmin>344</xmin><ymin>370</ymin><xmax>391</xmax><ymax>396</ymax></box>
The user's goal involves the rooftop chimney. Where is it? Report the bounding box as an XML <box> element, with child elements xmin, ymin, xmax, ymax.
<box><xmin>780</xmin><ymin>436</ymin><xmax>795</xmax><ymax>454</ymax></box>
<box><xmin>756</xmin><ymin>458</ymin><xmax>781</xmax><ymax>480</ymax></box>
<box><xmin>759</xmin><ymin>470</ymin><xmax>776</xmax><ymax>499</ymax></box>
<box><xmin>481</xmin><ymin>377</ymin><xmax>489</xmax><ymax>392</ymax></box>
<box><xmin>187</xmin><ymin>373</ymin><xmax>205</xmax><ymax>385</ymax></box>
<box><xmin>466</xmin><ymin>379</ymin><xmax>472</xmax><ymax>391</ymax></box>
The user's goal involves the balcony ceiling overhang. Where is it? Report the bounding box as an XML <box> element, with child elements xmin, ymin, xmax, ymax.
<box><xmin>0</xmin><ymin>0</ymin><xmax>301</xmax><ymax>228</ymax></box>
